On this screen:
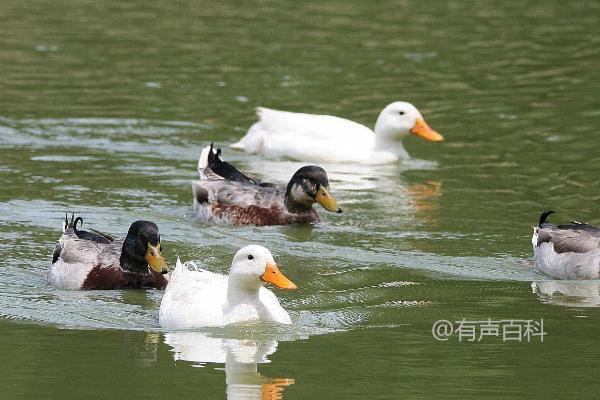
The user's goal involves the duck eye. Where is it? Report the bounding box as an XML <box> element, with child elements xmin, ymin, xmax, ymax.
<box><xmin>247</xmin><ymin>255</ymin><xmax>254</xmax><ymax>260</ymax></box>
<box><xmin>150</xmin><ymin>251</ymin><xmax>156</xmax><ymax>256</ymax></box>
<box><xmin>399</xmin><ymin>111</ymin><xmax>405</xmax><ymax>116</ymax></box>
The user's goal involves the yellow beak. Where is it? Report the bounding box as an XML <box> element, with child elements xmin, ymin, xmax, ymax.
<box><xmin>410</xmin><ymin>118</ymin><xmax>444</xmax><ymax>142</ymax></box>
<box><xmin>145</xmin><ymin>243</ymin><xmax>168</xmax><ymax>273</ymax></box>
<box><xmin>261</xmin><ymin>262</ymin><xmax>297</xmax><ymax>290</ymax></box>
<box><xmin>315</xmin><ymin>186</ymin><xmax>342</xmax><ymax>213</ymax></box>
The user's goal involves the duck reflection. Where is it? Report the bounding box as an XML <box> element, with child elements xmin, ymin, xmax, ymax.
<box><xmin>532</xmin><ymin>280</ymin><xmax>600</xmax><ymax>307</ymax></box>
<box><xmin>164</xmin><ymin>332</ymin><xmax>294</xmax><ymax>400</ymax></box>
<box><xmin>243</xmin><ymin>157</ymin><xmax>438</xmax><ymax>191</ymax></box>
<box><xmin>122</xmin><ymin>332</ymin><xmax>161</xmax><ymax>367</ymax></box>
<box><xmin>405</xmin><ymin>180</ymin><xmax>442</xmax><ymax>224</ymax></box>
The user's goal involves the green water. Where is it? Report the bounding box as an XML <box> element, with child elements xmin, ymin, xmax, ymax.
<box><xmin>1</xmin><ymin>0</ymin><xmax>600</xmax><ymax>398</ymax></box>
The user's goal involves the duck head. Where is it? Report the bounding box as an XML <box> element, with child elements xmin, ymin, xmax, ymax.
<box><xmin>120</xmin><ymin>220</ymin><xmax>168</xmax><ymax>274</ymax></box>
<box><xmin>374</xmin><ymin>101</ymin><xmax>444</xmax><ymax>143</ymax></box>
<box><xmin>229</xmin><ymin>245</ymin><xmax>297</xmax><ymax>291</ymax></box>
<box><xmin>284</xmin><ymin>166</ymin><xmax>342</xmax><ymax>214</ymax></box>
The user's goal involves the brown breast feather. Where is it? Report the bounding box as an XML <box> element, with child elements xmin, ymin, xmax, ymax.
<box><xmin>211</xmin><ymin>203</ymin><xmax>319</xmax><ymax>226</ymax></box>
<box><xmin>82</xmin><ymin>265</ymin><xmax>168</xmax><ymax>290</ymax></box>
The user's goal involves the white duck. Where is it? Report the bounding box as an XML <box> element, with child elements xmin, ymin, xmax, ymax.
<box><xmin>230</xmin><ymin>101</ymin><xmax>444</xmax><ymax>164</ymax></box>
<box><xmin>159</xmin><ymin>245</ymin><xmax>296</xmax><ymax>328</ymax></box>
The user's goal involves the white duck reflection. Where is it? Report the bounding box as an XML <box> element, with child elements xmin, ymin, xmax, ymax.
<box><xmin>242</xmin><ymin>155</ymin><xmax>438</xmax><ymax>191</ymax></box>
<box><xmin>164</xmin><ymin>332</ymin><xmax>294</xmax><ymax>400</ymax></box>
<box><xmin>532</xmin><ymin>280</ymin><xmax>600</xmax><ymax>307</ymax></box>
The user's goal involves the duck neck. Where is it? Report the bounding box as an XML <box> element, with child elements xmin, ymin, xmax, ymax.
<box><xmin>374</xmin><ymin>122</ymin><xmax>409</xmax><ymax>159</ymax></box>
<box><xmin>226</xmin><ymin>278</ymin><xmax>262</xmax><ymax>304</ymax></box>
<box><xmin>284</xmin><ymin>197</ymin><xmax>314</xmax><ymax>214</ymax></box>
<box><xmin>375</xmin><ymin>139</ymin><xmax>410</xmax><ymax>160</ymax></box>
<box><xmin>119</xmin><ymin>239</ymin><xmax>149</xmax><ymax>273</ymax></box>
<box><xmin>284</xmin><ymin>185</ymin><xmax>314</xmax><ymax>214</ymax></box>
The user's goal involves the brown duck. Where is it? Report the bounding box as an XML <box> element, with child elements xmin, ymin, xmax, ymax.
<box><xmin>192</xmin><ymin>144</ymin><xmax>342</xmax><ymax>226</ymax></box>
<box><xmin>49</xmin><ymin>214</ymin><xmax>169</xmax><ymax>290</ymax></box>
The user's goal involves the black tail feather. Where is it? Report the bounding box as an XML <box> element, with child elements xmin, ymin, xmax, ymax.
<box><xmin>538</xmin><ymin>210</ymin><xmax>555</xmax><ymax>227</ymax></box>
<box><xmin>62</xmin><ymin>212</ymin><xmax>113</xmax><ymax>244</ymax></box>
<box><xmin>207</xmin><ymin>143</ymin><xmax>261</xmax><ymax>185</ymax></box>
<box><xmin>64</xmin><ymin>212</ymin><xmax>77</xmax><ymax>233</ymax></box>
<box><xmin>87</xmin><ymin>227</ymin><xmax>115</xmax><ymax>242</ymax></box>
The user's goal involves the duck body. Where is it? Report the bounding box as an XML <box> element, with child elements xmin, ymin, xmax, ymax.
<box><xmin>159</xmin><ymin>246</ymin><xmax>295</xmax><ymax>328</ymax></box>
<box><xmin>192</xmin><ymin>144</ymin><xmax>341</xmax><ymax>226</ymax></box>
<box><xmin>49</xmin><ymin>214</ymin><xmax>169</xmax><ymax>290</ymax></box>
<box><xmin>532</xmin><ymin>211</ymin><xmax>600</xmax><ymax>280</ymax></box>
<box><xmin>234</xmin><ymin>108</ymin><xmax>378</xmax><ymax>163</ymax></box>
<box><xmin>230</xmin><ymin>102</ymin><xmax>444</xmax><ymax>164</ymax></box>
<box><xmin>194</xmin><ymin>181</ymin><xmax>318</xmax><ymax>226</ymax></box>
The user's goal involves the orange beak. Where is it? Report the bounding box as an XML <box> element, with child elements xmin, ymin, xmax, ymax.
<box><xmin>410</xmin><ymin>118</ymin><xmax>444</xmax><ymax>142</ymax></box>
<box><xmin>260</xmin><ymin>263</ymin><xmax>297</xmax><ymax>290</ymax></box>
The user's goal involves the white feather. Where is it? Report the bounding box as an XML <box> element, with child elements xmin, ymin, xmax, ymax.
<box><xmin>159</xmin><ymin>246</ymin><xmax>292</xmax><ymax>328</ymax></box>
<box><xmin>48</xmin><ymin>259</ymin><xmax>96</xmax><ymax>290</ymax></box>
<box><xmin>533</xmin><ymin>242</ymin><xmax>600</xmax><ymax>280</ymax></box>
<box><xmin>197</xmin><ymin>145</ymin><xmax>212</xmax><ymax>177</ymax></box>
<box><xmin>230</xmin><ymin>102</ymin><xmax>441</xmax><ymax>164</ymax></box>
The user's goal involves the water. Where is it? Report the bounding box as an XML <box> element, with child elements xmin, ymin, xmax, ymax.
<box><xmin>1</xmin><ymin>0</ymin><xmax>600</xmax><ymax>398</ymax></box>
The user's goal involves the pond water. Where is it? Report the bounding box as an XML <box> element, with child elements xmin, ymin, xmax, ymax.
<box><xmin>1</xmin><ymin>0</ymin><xmax>600</xmax><ymax>399</ymax></box>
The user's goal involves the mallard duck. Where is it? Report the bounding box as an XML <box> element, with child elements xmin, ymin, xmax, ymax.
<box><xmin>49</xmin><ymin>213</ymin><xmax>169</xmax><ymax>290</ymax></box>
<box><xmin>229</xmin><ymin>102</ymin><xmax>444</xmax><ymax>163</ymax></box>
<box><xmin>532</xmin><ymin>211</ymin><xmax>600</xmax><ymax>279</ymax></box>
<box><xmin>192</xmin><ymin>144</ymin><xmax>342</xmax><ymax>225</ymax></box>
<box><xmin>159</xmin><ymin>245</ymin><xmax>296</xmax><ymax>328</ymax></box>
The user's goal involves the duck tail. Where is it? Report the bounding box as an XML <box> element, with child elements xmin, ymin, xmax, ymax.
<box><xmin>538</xmin><ymin>210</ymin><xmax>555</xmax><ymax>227</ymax></box>
<box><xmin>172</xmin><ymin>256</ymin><xmax>201</xmax><ymax>280</ymax></box>
<box><xmin>165</xmin><ymin>255</ymin><xmax>184</xmax><ymax>284</ymax></box>
<box><xmin>229</xmin><ymin>140</ymin><xmax>245</xmax><ymax>151</ymax></box>
<box><xmin>175</xmin><ymin>256</ymin><xmax>184</xmax><ymax>273</ymax></box>
<box><xmin>74</xmin><ymin>216</ymin><xmax>84</xmax><ymax>231</ymax></box>
<box><xmin>230</xmin><ymin>109</ymin><xmax>267</xmax><ymax>152</ymax></box>
<box><xmin>197</xmin><ymin>143</ymin><xmax>214</xmax><ymax>172</ymax></box>
<box><xmin>200</xmin><ymin>143</ymin><xmax>260</xmax><ymax>185</ymax></box>
<box><xmin>61</xmin><ymin>213</ymin><xmax>113</xmax><ymax>243</ymax></box>
<box><xmin>63</xmin><ymin>212</ymin><xmax>78</xmax><ymax>235</ymax></box>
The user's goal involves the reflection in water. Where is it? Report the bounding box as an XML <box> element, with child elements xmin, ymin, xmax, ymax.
<box><xmin>406</xmin><ymin>180</ymin><xmax>442</xmax><ymax>227</ymax></box>
<box><xmin>532</xmin><ymin>281</ymin><xmax>600</xmax><ymax>307</ymax></box>
<box><xmin>124</xmin><ymin>332</ymin><xmax>161</xmax><ymax>367</ymax></box>
<box><xmin>164</xmin><ymin>332</ymin><xmax>294</xmax><ymax>400</ymax></box>
<box><xmin>244</xmin><ymin>154</ymin><xmax>437</xmax><ymax>191</ymax></box>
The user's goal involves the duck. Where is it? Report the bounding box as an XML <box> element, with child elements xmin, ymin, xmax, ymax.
<box><xmin>532</xmin><ymin>211</ymin><xmax>600</xmax><ymax>279</ymax></box>
<box><xmin>229</xmin><ymin>101</ymin><xmax>444</xmax><ymax>164</ymax></box>
<box><xmin>192</xmin><ymin>144</ymin><xmax>342</xmax><ymax>225</ymax></box>
<box><xmin>49</xmin><ymin>213</ymin><xmax>169</xmax><ymax>290</ymax></box>
<box><xmin>159</xmin><ymin>245</ymin><xmax>296</xmax><ymax>328</ymax></box>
